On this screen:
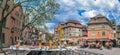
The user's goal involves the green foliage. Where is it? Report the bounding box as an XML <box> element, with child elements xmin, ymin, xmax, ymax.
<box><xmin>13</xmin><ymin>0</ymin><xmax>59</xmax><ymax>31</ymax></box>
<box><xmin>0</xmin><ymin>0</ymin><xmax>59</xmax><ymax>44</ymax></box>
<box><xmin>46</xmin><ymin>34</ymin><xmax>53</xmax><ymax>41</ymax></box>
<box><xmin>23</xmin><ymin>0</ymin><xmax>60</xmax><ymax>30</ymax></box>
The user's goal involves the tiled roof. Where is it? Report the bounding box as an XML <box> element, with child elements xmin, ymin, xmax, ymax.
<box><xmin>88</xmin><ymin>14</ymin><xmax>110</xmax><ymax>24</ymax></box>
<box><xmin>93</xmin><ymin>14</ymin><xmax>105</xmax><ymax>18</ymax></box>
<box><xmin>58</xmin><ymin>20</ymin><xmax>85</xmax><ymax>28</ymax></box>
<box><xmin>62</xmin><ymin>22</ymin><xmax>83</xmax><ymax>28</ymax></box>
<box><xmin>67</xmin><ymin>20</ymin><xmax>80</xmax><ymax>24</ymax></box>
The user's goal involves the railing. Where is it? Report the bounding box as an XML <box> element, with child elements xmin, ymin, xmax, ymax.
<box><xmin>78</xmin><ymin>50</ymin><xmax>104</xmax><ymax>55</ymax></box>
<box><xmin>2</xmin><ymin>46</ymin><xmax>105</xmax><ymax>55</ymax></box>
<box><xmin>2</xmin><ymin>49</ymin><xmax>30</xmax><ymax>55</ymax></box>
<box><xmin>61</xmin><ymin>49</ymin><xmax>104</xmax><ymax>55</ymax></box>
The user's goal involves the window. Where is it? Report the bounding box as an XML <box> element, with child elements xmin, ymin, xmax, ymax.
<box><xmin>91</xmin><ymin>27</ymin><xmax>94</xmax><ymax>30</ymax></box>
<box><xmin>113</xmin><ymin>28</ymin><xmax>115</xmax><ymax>30</ymax></box>
<box><xmin>11</xmin><ymin>28</ymin><xmax>14</xmax><ymax>33</ymax></box>
<box><xmin>92</xmin><ymin>31</ymin><xmax>95</xmax><ymax>37</ymax></box>
<box><xmin>79</xmin><ymin>35</ymin><xmax>81</xmax><ymax>36</ymax></box>
<box><xmin>11</xmin><ymin>27</ymin><xmax>20</xmax><ymax>33</ymax></box>
<box><xmin>102</xmin><ymin>31</ymin><xmax>105</xmax><ymax>36</ymax></box>
<box><xmin>15</xmin><ymin>37</ymin><xmax>17</xmax><ymax>42</ymax></box>
<box><xmin>16</xmin><ymin>13</ymin><xmax>19</xmax><ymax>17</ymax></box>
<box><xmin>69</xmin><ymin>34</ymin><xmax>71</xmax><ymax>36</ymax></box>
<box><xmin>69</xmin><ymin>28</ymin><xmax>71</xmax><ymax>30</ymax></box>
<box><xmin>61</xmin><ymin>24</ymin><xmax>64</xmax><ymax>26</ymax></box>
<box><xmin>11</xmin><ymin>16</ymin><xmax>15</xmax><ymax>23</ymax></box>
<box><xmin>15</xmin><ymin>11</ymin><xmax>21</xmax><ymax>19</ymax></box>
<box><xmin>102</xmin><ymin>24</ymin><xmax>105</xmax><ymax>28</ymax></box>
<box><xmin>12</xmin><ymin>18</ymin><xmax>21</xmax><ymax>25</ymax></box>
<box><xmin>79</xmin><ymin>29</ymin><xmax>81</xmax><ymax>31</ymax></box>
<box><xmin>98</xmin><ymin>32</ymin><xmax>100</xmax><ymax>35</ymax></box>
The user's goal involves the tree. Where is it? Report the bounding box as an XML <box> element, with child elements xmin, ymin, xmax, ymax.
<box><xmin>20</xmin><ymin>0</ymin><xmax>59</xmax><ymax>44</ymax></box>
<box><xmin>0</xmin><ymin>0</ymin><xmax>59</xmax><ymax>53</ymax></box>
<box><xmin>46</xmin><ymin>33</ymin><xmax>53</xmax><ymax>42</ymax></box>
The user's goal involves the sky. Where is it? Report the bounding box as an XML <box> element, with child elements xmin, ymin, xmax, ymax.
<box><xmin>15</xmin><ymin>0</ymin><xmax>120</xmax><ymax>34</ymax></box>
<box><xmin>45</xmin><ymin>0</ymin><xmax>120</xmax><ymax>34</ymax></box>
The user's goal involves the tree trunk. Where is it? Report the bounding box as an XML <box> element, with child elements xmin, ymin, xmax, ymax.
<box><xmin>0</xmin><ymin>20</ymin><xmax>3</xmax><ymax>52</ymax></box>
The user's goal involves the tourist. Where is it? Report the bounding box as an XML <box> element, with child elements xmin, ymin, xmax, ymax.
<box><xmin>96</xmin><ymin>42</ymin><xmax>100</xmax><ymax>49</ymax></box>
<box><xmin>99</xmin><ymin>43</ymin><xmax>103</xmax><ymax>50</ymax></box>
<box><xmin>88</xmin><ymin>42</ymin><xmax>92</xmax><ymax>48</ymax></box>
<box><xmin>105</xmin><ymin>42</ymin><xmax>111</xmax><ymax>49</ymax></box>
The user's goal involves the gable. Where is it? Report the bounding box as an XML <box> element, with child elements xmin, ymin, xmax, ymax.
<box><xmin>88</xmin><ymin>14</ymin><xmax>110</xmax><ymax>24</ymax></box>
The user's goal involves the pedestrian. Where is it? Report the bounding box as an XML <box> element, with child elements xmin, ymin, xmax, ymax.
<box><xmin>100</xmin><ymin>43</ymin><xmax>103</xmax><ymax>50</ymax></box>
<box><xmin>96</xmin><ymin>42</ymin><xmax>100</xmax><ymax>49</ymax></box>
<box><xmin>32</xmin><ymin>41</ymin><xmax>35</xmax><ymax>46</ymax></box>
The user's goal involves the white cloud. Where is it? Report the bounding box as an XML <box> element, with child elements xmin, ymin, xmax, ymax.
<box><xmin>45</xmin><ymin>23</ymin><xmax>55</xmax><ymax>28</ymax></box>
<box><xmin>82</xmin><ymin>10</ymin><xmax>98</xmax><ymax>18</ymax></box>
<box><xmin>55</xmin><ymin>0</ymin><xmax>120</xmax><ymax>25</ymax></box>
<box><xmin>45</xmin><ymin>22</ymin><xmax>56</xmax><ymax>34</ymax></box>
<box><xmin>76</xmin><ymin>0</ymin><xmax>117</xmax><ymax>10</ymax></box>
<box><xmin>49</xmin><ymin>29</ymin><xmax>54</xmax><ymax>34</ymax></box>
<box><xmin>61</xmin><ymin>0</ymin><xmax>75</xmax><ymax>6</ymax></box>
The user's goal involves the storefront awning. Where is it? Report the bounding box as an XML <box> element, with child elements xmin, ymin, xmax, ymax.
<box><xmin>87</xmin><ymin>38</ymin><xmax>110</xmax><ymax>41</ymax></box>
<box><xmin>97</xmin><ymin>38</ymin><xmax>110</xmax><ymax>41</ymax></box>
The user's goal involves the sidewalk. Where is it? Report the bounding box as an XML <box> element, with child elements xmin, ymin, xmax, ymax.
<box><xmin>76</xmin><ymin>47</ymin><xmax>120</xmax><ymax>55</ymax></box>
